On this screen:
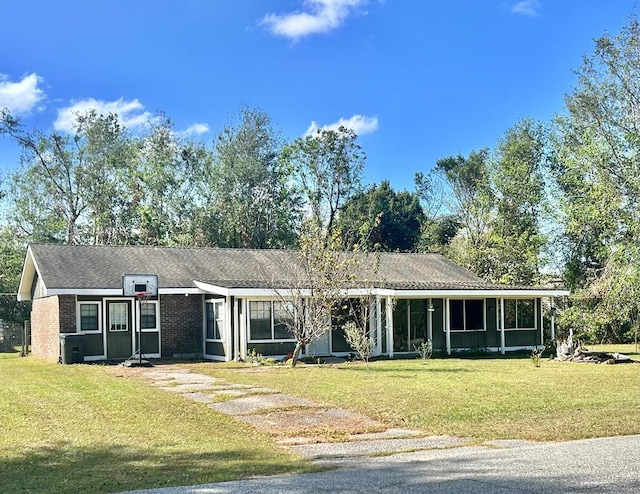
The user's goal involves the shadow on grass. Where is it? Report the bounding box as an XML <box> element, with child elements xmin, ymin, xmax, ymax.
<box><xmin>336</xmin><ymin>365</ymin><xmax>472</xmax><ymax>373</ymax></box>
<box><xmin>0</xmin><ymin>441</ymin><xmax>317</xmax><ymax>494</ymax></box>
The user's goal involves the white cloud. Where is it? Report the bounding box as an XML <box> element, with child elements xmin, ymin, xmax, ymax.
<box><xmin>54</xmin><ymin>97</ymin><xmax>153</xmax><ymax>133</ymax></box>
<box><xmin>262</xmin><ymin>0</ymin><xmax>366</xmax><ymax>40</ymax></box>
<box><xmin>0</xmin><ymin>73</ymin><xmax>45</xmax><ymax>114</ymax></box>
<box><xmin>181</xmin><ymin>122</ymin><xmax>210</xmax><ymax>136</ymax></box>
<box><xmin>304</xmin><ymin>114</ymin><xmax>378</xmax><ymax>137</ymax></box>
<box><xmin>511</xmin><ymin>0</ymin><xmax>541</xmax><ymax>17</ymax></box>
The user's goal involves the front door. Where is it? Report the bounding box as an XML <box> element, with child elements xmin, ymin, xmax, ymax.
<box><xmin>106</xmin><ymin>300</ymin><xmax>132</xmax><ymax>359</ymax></box>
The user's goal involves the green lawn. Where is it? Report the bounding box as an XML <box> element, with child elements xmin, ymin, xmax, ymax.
<box><xmin>190</xmin><ymin>354</ymin><xmax>640</xmax><ymax>442</ymax></box>
<box><xmin>0</xmin><ymin>354</ymin><xmax>317</xmax><ymax>494</ymax></box>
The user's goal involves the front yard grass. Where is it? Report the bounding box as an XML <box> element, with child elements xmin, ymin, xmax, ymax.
<box><xmin>0</xmin><ymin>354</ymin><xmax>318</xmax><ymax>494</ymax></box>
<box><xmin>190</xmin><ymin>355</ymin><xmax>640</xmax><ymax>442</ymax></box>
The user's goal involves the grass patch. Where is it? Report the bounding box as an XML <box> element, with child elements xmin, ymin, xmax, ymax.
<box><xmin>0</xmin><ymin>355</ymin><xmax>318</xmax><ymax>494</ymax></box>
<box><xmin>189</xmin><ymin>357</ymin><xmax>640</xmax><ymax>442</ymax></box>
<box><xmin>586</xmin><ymin>343</ymin><xmax>639</xmax><ymax>357</ymax></box>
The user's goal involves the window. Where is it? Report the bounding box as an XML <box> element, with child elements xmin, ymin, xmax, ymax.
<box><xmin>504</xmin><ymin>299</ymin><xmax>536</xmax><ymax>329</ymax></box>
<box><xmin>78</xmin><ymin>302</ymin><xmax>100</xmax><ymax>332</ymax></box>
<box><xmin>206</xmin><ymin>301</ymin><xmax>224</xmax><ymax>340</ymax></box>
<box><xmin>449</xmin><ymin>299</ymin><xmax>485</xmax><ymax>331</ymax></box>
<box><xmin>140</xmin><ymin>302</ymin><xmax>158</xmax><ymax>331</ymax></box>
<box><xmin>109</xmin><ymin>303</ymin><xmax>128</xmax><ymax>332</ymax></box>
<box><xmin>249</xmin><ymin>301</ymin><xmax>294</xmax><ymax>341</ymax></box>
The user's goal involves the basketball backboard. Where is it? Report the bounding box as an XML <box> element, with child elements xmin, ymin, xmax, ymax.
<box><xmin>122</xmin><ymin>274</ymin><xmax>159</xmax><ymax>299</ymax></box>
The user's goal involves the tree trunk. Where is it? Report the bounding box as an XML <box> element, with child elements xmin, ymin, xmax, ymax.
<box><xmin>291</xmin><ymin>341</ymin><xmax>304</xmax><ymax>367</ymax></box>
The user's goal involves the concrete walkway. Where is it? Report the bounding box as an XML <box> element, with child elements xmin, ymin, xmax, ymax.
<box><xmin>118</xmin><ymin>366</ymin><xmax>640</xmax><ymax>494</ymax></box>
<box><xmin>139</xmin><ymin>366</ymin><xmax>475</xmax><ymax>462</ymax></box>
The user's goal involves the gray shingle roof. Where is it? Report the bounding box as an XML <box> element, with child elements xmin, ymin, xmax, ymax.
<box><xmin>27</xmin><ymin>244</ymin><xmax>533</xmax><ymax>292</ymax></box>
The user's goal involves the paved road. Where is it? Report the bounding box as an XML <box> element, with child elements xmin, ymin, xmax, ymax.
<box><xmin>120</xmin><ymin>434</ymin><xmax>640</xmax><ymax>494</ymax></box>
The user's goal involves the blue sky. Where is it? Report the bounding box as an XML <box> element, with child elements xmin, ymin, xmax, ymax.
<box><xmin>0</xmin><ymin>0</ymin><xmax>636</xmax><ymax>192</ymax></box>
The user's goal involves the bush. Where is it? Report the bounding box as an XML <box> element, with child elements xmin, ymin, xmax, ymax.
<box><xmin>343</xmin><ymin>321</ymin><xmax>375</xmax><ymax>364</ymax></box>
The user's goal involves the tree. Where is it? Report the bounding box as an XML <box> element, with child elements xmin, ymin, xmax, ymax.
<box><xmin>1</xmin><ymin>109</ymin><xmax>208</xmax><ymax>247</ymax></box>
<box><xmin>423</xmin><ymin>150</ymin><xmax>494</xmax><ymax>277</ymax></box>
<box><xmin>268</xmin><ymin>225</ymin><xmax>364</xmax><ymax>366</ymax></box>
<box><xmin>130</xmin><ymin>115</ymin><xmax>206</xmax><ymax>246</ymax></box>
<box><xmin>489</xmin><ymin>118</ymin><xmax>547</xmax><ymax>285</ymax></box>
<box><xmin>551</xmin><ymin>17</ymin><xmax>640</xmax><ymax>342</ymax></box>
<box><xmin>197</xmin><ymin>107</ymin><xmax>300</xmax><ymax>248</ymax></box>
<box><xmin>1</xmin><ymin>109</ymin><xmax>99</xmax><ymax>243</ymax></box>
<box><xmin>414</xmin><ymin>171</ymin><xmax>460</xmax><ymax>252</ymax></box>
<box><xmin>283</xmin><ymin>126</ymin><xmax>365</xmax><ymax>243</ymax></box>
<box><xmin>0</xmin><ymin>225</ymin><xmax>30</xmax><ymax>326</ymax></box>
<box><xmin>338</xmin><ymin>180</ymin><xmax>424</xmax><ymax>252</ymax></box>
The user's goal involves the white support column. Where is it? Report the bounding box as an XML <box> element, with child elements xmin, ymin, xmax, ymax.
<box><xmin>551</xmin><ymin>298</ymin><xmax>556</xmax><ymax>342</ymax></box>
<box><xmin>233</xmin><ymin>298</ymin><xmax>239</xmax><ymax>362</ymax></box>
<box><xmin>445</xmin><ymin>298</ymin><xmax>451</xmax><ymax>355</ymax></box>
<box><xmin>225</xmin><ymin>296</ymin><xmax>233</xmax><ymax>362</ymax></box>
<box><xmin>540</xmin><ymin>298</ymin><xmax>544</xmax><ymax>348</ymax></box>
<box><xmin>427</xmin><ymin>298</ymin><xmax>433</xmax><ymax>342</ymax></box>
<box><xmin>386</xmin><ymin>295</ymin><xmax>394</xmax><ymax>358</ymax></box>
<box><xmin>375</xmin><ymin>295</ymin><xmax>382</xmax><ymax>356</ymax></box>
<box><xmin>239</xmin><ymin>298</ymin><xmax>247</xmax><ymax>361</ymax></box>
<box><xmin>500</xmin><ymin>298</ymin><xmax>506</xmax><ymax>355</ymax></box>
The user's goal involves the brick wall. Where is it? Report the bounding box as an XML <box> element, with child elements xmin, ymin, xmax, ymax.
<box><xmin>30</xmin><ymin>294</ymin><xmax>76</xmax><ymax>362</ymax></box>
<box><xmin>160</xmin><ymin>294</ymin><xmax>203</xmax><ymax>358</ymax></box>
<box><xmin>59</xmin><ymin>295</ymin><xmax>76</xmax><ymax>332</ymax></box>
<box><xmin>31</xmin><ymin>296</ymin><xmax>59</xmax><ymax>361</ymax></box>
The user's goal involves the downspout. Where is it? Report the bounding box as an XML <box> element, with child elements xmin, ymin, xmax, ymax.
<box><xmin>500</xmin><ymin>298</ymin><xmax>506</xmax><ymax>355</ymax></box>
<box><xmin>445</xmin><ymin>298</ymin><xmax>451</xmax><ymax>355</ymax></box>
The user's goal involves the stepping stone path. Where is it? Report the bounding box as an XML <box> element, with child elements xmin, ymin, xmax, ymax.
<box><xmin>138</xmin><ymin>366</ymin><xmax>472</xmax><ymax>464</ymax></box>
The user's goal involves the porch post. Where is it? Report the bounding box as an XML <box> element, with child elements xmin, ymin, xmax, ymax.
<box><xmin>375</xmin><ymin>294</ymin><xmax>382</xmax><ymax>356</ymax></box>
<box><xmin>427</xmin><ymin>298</ymin><xmax>433</xmax><ymax>342</ymax></box>
<box><xmin>445</xmin><ymin>297</ymin><xmax>451</xmax><ymax>355</ymax></box>
<box><xmin>239</xmin><ymin>298</ymin><xmax>247</xmax><ymax>361</ymax></box>
<box><xmin>500</xmin><ymin>298</ymin><xmax>506</xmax><ymax>355</ymax></box>
<box><xmin>540</xmin><ymin>298</ymin><xmax>544</xmax><ymax>348</ymax></box>
<box><xmin>233</xmin><ymin>298</ymin><xmax>239</xmax><ymax>362</ymax></box>
<box><xmin>386</xmin><ymin>295</ymin><xmax>394</xmax><ymax>358</ymax></box>
<box><xmin>225</xmin><ymin>296</ymin><xmax>233</xmax><ymax>362</ymax></box>
<box><xmin>550</xmin><ymin>298</ymin><xmax>556</xmax><ymax>342</ymax></box>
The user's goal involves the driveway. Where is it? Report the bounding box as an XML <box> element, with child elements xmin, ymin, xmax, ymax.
<box><xmin>119</xmin><ymin>435</ymin><xmax>640</xmax><ymax>494</ymax></box>
<box><xmin>117</xmin><ymin>366</ymin><xmax>640</xmax><ymax>493</ymax></box>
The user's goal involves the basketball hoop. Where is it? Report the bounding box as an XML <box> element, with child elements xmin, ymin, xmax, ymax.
<box><xmin>122</xmin><ymin>274</ymin><xmax>158</xmax><ymax>367</ymax></box>
<box><xmin>135</xmin><ymin>291</ymin><xmax>153</xmax><ymax>302</ymax></box>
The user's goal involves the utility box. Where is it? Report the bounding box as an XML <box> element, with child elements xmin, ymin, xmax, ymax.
<box><xmin>60</xmin><ymin>333</ymin><xmax>85</xmax><ymax>364</ymax></box>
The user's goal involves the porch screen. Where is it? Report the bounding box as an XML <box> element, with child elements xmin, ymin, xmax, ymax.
<box><xmin>504</xmin><ymin>299</ymin><xmax>535</xmax><ymax>329</ymax></box>
<box><xmin>449</xmin><ymin>299</ymin><xmax>484</xmax><ymax>331</ymax></box>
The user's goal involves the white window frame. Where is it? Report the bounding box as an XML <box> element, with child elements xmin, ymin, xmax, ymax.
<box><xmin>205</xmin><ymin>299</ymin><xmax>224</xmax><ymax>342</ymax></box>
<box><xmin>139</xmin><ymin>300</ymin><xmax>159</xmax><ymax>333</ymax></box>
<box><xmin>77</xmin><ymin>301</ymin><xmax>102</xmax><ymax>334</ymax></box>
<box><xmin>447</xmin><ymin>298</ymin><xmax>486</xmax><ymax>332</ymax></box>
<box><xmin>503</xmin><ymin>298</ymin><xmax>537</xmax><ymax>331</ymax></box>
<box><xmin>248</xmin><ymin>300</ymin><xmax>296</xmax><ymax>343</ymax></box>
